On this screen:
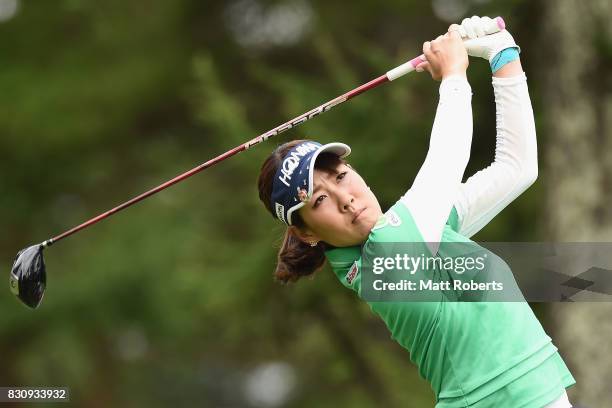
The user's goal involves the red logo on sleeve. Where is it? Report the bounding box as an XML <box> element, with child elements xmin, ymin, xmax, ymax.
<box><xmin>346</xmin><ymin>261</ymin><xmax>359</xmax><ymax>285</ymax></box>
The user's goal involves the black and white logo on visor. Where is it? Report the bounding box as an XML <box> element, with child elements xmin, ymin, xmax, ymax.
<box><xmin>275</xmin><ymin>203</ymin><xmax>286</xmax><ymax>224</ymax></box>
<box><xmin>277</xmin><ymin>142</ymin><xmax>319</xmax><ymax>187</ymax></box>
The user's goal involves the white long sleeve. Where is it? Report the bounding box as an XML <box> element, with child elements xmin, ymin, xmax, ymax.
<box><xmin>400</xmin><ymin>76</ymin><xmax>473</xmax><ymax>254</ymax></box>
<box><xmin>453</xmin><ymin>73</ymin><xmax>538</xmax><ymax>238</ymax></box>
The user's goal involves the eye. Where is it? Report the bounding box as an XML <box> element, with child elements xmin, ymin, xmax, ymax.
<box><xmin>312</xmin><ymin>171</ymin><xmax>346</xmax><ymax>208</ymax></box>
<box><xmin>314</xmin><ymin>195</ymin><xmax>327</xmax><ymax>208</ymax></box>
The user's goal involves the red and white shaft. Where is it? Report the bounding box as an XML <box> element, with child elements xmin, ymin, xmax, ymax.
<box><xmin>45</xmin><ymin>17</ymin><xmax>506</xmax><ymax>247</ymax></box>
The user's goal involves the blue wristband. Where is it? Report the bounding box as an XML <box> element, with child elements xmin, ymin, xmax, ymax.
<box><xmin>490</xmin><ymin>47</ymin><xmax>520</xmax><ymax>73</ymax></box>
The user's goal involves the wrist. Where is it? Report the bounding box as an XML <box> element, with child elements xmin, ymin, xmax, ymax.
<box><xmin>442</xmin><ymin>70</ymin><xmax>467</xmax><ymax>80</ymax></box>
<box><xmin>493</xmin><ymin>58</ymin><xmax>523</xmax><ymax>78</ymax></box>
<box><xmin>490</xmin><ymin>47</ymin><xmax>520</xmax><ymax>73</ymax></box>
<box><xmin>441</xmin><ymin>73</ymin><xmax>470</xmax><ymax>89</ymax></box>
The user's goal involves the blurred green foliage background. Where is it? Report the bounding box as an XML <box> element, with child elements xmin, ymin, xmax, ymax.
<box><xmin>1</xmin><ymin>0</ymin><xmax>609</xmax><ymax>407</ymax></box>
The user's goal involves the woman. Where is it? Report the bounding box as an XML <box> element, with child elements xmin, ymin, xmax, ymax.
<box><xmin>257</xmin><ymin>16</ymin><xmax>575</xmax><ymax>408</ymax></box>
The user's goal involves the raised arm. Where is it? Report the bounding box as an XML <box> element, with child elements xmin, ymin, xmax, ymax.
<box><xmin>400</xmin><ymin>29</ymin><xmax>473</xmax><ymax>254</ymax></box>
<box><xmin>455</xmin><ymin>67</ymin><xmax>537</xmax><ymax>238</ymax></box>
<box><xmin>452</xmin><ymin>17</ymin><xmax>538</xmax><ymax>238</ymax></box>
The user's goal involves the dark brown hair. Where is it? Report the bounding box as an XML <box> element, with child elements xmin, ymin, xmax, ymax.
<box><xmin>257</xmin><ymin>140</ymin><xmax>345</xmax><ymax>283</ymax></box>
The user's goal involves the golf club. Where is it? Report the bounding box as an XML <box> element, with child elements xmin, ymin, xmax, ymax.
<box><xmin>9</xmin><ymin>17</ymin><xmax>506</xmax><ymax>309</ymax></box>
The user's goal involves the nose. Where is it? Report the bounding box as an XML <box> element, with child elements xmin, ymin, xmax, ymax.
<box><xmin>338</xmin><ymin>192</ymin><xmax>355</xmax><ymax>213</ymax></box>
<box><xmin>328</xmin><ymin>180</ymin><xmax>356</xmax><ymax>213</ymax></box>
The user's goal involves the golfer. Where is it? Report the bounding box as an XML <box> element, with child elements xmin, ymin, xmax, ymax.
<box><xmin>257</xmin><ymin>16</ymin><xmax>575</xmax><ymax>408</ymax></box>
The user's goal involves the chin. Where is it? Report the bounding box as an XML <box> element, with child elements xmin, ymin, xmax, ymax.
<box><xmin>364</xmin><ymin>215</ymin><xmax>378</xmax><ymax>231</ymax></box>
<box><xmin>358</xmin><ymin>223</ymin><xmax>374</xmax><ymax>241</ymax></box>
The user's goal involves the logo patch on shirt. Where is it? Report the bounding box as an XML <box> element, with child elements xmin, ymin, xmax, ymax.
<box><xmin>387</xmin><ymin>209</ymin><xmax>402</xmax><ymax>227</ymax></box>
<box><xmin>345</xmin><ymin>261</ymin><xmax>359</xmax><ymax>285</ymax></box>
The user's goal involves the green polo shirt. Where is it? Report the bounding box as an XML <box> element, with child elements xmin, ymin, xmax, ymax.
<box><xmin>325</xmin><ymin>201</ymin><xmax>575</xmax><ymax>407</ymax></box>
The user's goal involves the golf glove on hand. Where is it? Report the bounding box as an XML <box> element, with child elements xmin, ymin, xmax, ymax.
<box><xmin>460</xmin><ymin>16</ymin><xmax>520</xmax><ymax>63</ymax></box>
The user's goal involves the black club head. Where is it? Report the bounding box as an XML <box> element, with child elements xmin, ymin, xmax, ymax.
<box><xmin>9</xmin><ymin>244</ymin><xmax>47</xmax><ymax>309</ymax></box>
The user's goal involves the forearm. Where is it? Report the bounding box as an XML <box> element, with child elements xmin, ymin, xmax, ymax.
<box><xmin>401</xmin><ymin>76</ymin><xmax>473</xmax><ymax>249</ymax></box>
<box><xmin>454</xmin><ymin>68</ymin><xmax>538</xmax><ymax>238</ymax></box>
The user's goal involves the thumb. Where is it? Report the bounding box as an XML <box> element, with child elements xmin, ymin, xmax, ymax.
<box><xmin>415</xmin><ymin>61</ymin><xmax>430</xmax><ymax>73</ymax></box>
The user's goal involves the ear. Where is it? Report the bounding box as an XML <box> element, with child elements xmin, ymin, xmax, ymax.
<box><xmin>289</xmin><ymin>225</ymin><xmax>320</xmax><ymax>245</ymax></box>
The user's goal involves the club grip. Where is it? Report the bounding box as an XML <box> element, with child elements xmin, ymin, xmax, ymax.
<box><xmin>386</xmin><ymin>16</ymin><xmax>505</xmax><ymax>81</ymax></box>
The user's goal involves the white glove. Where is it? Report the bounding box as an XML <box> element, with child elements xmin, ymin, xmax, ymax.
<box><xmin>459</xmin><ymin>16</ymin><xmax>497</xmax><ymax>39</ymax></box>
<box><xmin>459</xmin><ymin>16</ymin><xmax>520</xmax><ymax>62</ymax></box>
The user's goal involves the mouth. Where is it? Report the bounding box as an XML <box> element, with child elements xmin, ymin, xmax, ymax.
<box><xmin>352</xmin><ymin>207</ymin><xmax>366</xmax><ymax>224</ymax></box>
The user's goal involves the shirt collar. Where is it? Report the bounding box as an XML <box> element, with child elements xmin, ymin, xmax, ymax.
<box><xmin>325</xmin><ymin>245</ymin><xmax>362</xmax><ymax>269</ymax></box>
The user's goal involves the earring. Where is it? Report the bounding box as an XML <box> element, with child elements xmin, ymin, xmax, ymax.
<box><xmin>309</xmin><ymin>241</ymin><xmax>318</xmax><ymax>247</ymax></box>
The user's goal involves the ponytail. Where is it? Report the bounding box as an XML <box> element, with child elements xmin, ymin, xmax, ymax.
<box><xmin>275</xmin><ymin>220</ymin><xmax>328</xmax><ymax>283</ymax></box>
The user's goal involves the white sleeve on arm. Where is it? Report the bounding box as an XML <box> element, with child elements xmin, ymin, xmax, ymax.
<box><xmin>400</xmin><ymin>75</ymin><xmax>473</xmax><ymax>254</ymax></box>
<box><xmin>453</xmin><ymin>73</ymin><xmax>538</xmax><ymax>238</ymax></box>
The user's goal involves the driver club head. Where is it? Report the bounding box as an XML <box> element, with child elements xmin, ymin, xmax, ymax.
<box><xmin>9</xmin><ymin>244</ymin><xmax>47</xmax><ymax>309</ymax></box>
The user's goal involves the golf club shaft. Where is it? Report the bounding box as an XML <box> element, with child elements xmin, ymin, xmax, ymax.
<box><xmin>44</xmin><ymin>74</ymin><xmax>386</xmax><ymax>246</ymax></box>
<box><xmin>44</xmin><ymin>73</ymin><xmax>388</xmax><ymax>246</ymax></box>
<box><xmin>45</xmin><ymin>17</ymin><xmax>505</xmax><ymax>247</ymax></box>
